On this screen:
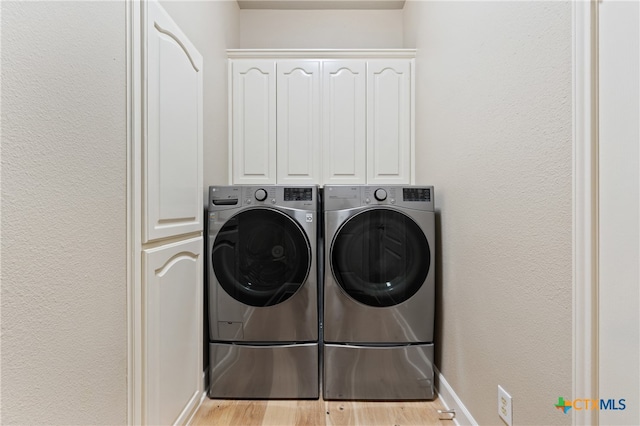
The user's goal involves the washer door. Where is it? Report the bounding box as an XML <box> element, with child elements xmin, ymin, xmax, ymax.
<box><xmin>331</xmin><ymin>208</ymin><xmax>430</xmax><ymax>307</ymax></box>
<box><xmin>212</xmin><ymin>208</ymin><xmax>311</xmax><ymax>307</ymax></box>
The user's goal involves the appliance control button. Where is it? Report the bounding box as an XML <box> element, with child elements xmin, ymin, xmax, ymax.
<box><xmin>246</xmin><ymin>199</ymin><xmax>252</xmax><ymax>204</ymax></box>
<box><xmin>255</xmin><ymin>188</ymin><xmax>267</xmax><ymax>201</ymax></box>
<box><xmin>390</xmin><ymin>198</ymin><xmax>395</xmax><ymax>204</ymax></box>
<box><xmin>374</xmin><ymin>188</ymin><xmax>387</xmax><ymax>201</ymax></box>
<box><xmin>271</xmin><ymin>198</ymin><xmax>276</xmax><ymax>204</ymax></box>
<box><xmin>365</xmin><ymin>198</ymin><xmax>370</xmax><ymax>204</ymax></box>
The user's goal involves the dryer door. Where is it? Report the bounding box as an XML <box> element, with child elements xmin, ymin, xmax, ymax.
<box><xmin>212</xmin><ymin>208</ymin><xmax>311</xmax><ymax>307</ymax></box>
<box><xmin>331</xmin><ymin>208</ymin><xmax>430</xmax><ymax>307</ymax></box>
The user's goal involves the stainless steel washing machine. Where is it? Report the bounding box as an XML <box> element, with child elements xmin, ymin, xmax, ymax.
<box><xmin>208</xmin><ymin>185</ymin><xmax>318</xmax><ymax>399</ymax></box>
<box><xmin>323</xmin><ymin>185</ymin><xmax>435</xmax><ymax>400</ymax></box>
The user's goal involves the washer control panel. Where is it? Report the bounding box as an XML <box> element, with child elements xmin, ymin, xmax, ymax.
<box><xmin>364</xmin><ymin>187</ymin><xmax>397</xmax><ymax>205</ymax></box>
<box><xmin>209</xmin><ymin>185</ymin><xmax>317</xmax><ymax>211</ymax></box>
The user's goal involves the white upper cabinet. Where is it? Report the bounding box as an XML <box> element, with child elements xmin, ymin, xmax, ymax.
<box><xmin>322</xmin><ymin>61</ymin><xmax>366</xmax><ymax>185</ymax></box>
<box><xmin>228</xmin><ymin>50</ymin><xmax>415</xmax><ymax>186</ymax></box>
<box><xmin>145</xmin><ymin>2</ymin><xmax>203</xmax><ymax>242</ymax></box>
<box><xmin>231</xmin><ymin>60</ymin><xmax>277</xmax><ymax>184</ymax></box>
<box><xmin>277</xmin><ymin>61</ymin><xmax>321</xmax><ymax>184</ymax></box>
<box><xmin>367</xmin><ymin>60</ymin><xmax>412</xmax><ymax>184</ymax></box>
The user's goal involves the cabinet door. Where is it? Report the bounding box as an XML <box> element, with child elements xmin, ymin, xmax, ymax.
<box><xmin>322</xmin><ymin>61</ymin><xmax>367</xmax><ymax>185</ymax></box>
<box><xmin>367</xmin><ymin>60</ymin><xmax>412</xmax><ymax>184</ymax></box>
<box><xmin>277</xmin><ymin>61</ymin><xmax>321</xmax><ymax>184</ymax></box>
<box><xmin>144</xmin><ymin>237</ymin><xmax>203</xmax><ymax>426</ymax></box>
<box><xmin>146</xmin><ymin>1</ymin><xmax>203</xmax><ymax>242</ymax></box>
<box><xmin>231</xmin><ymin>60</ymin><xmax>277</xmax><ymax>184</ymax></box>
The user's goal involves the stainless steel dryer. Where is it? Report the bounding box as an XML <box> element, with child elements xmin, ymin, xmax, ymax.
<box><xmin>323</xmin><ymin>185</ymin><xmax>435</xmax><ymax>400</ymax></box>
<box><xmin>208</xmin><ymin>185</ymin><xmax>318</xmax><ymax>399</ymax></box>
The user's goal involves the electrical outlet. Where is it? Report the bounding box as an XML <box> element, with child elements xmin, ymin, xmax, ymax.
<box><xmin>498</xmin><ymin>385</ymin><xmax>513</xmax><ymax>426</ymax></box>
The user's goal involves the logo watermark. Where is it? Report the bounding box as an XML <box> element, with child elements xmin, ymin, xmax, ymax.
<box><xmin>555</xmin><ymin>397</ymin><xmax>626</xmax><ymax>413</ymax></box>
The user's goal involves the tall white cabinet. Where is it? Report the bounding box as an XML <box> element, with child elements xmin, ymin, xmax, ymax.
<box><xmin>137</xmin><ymin>1</ymin><xmax>204</xmax><ymax>424</ymax></box>
<box><xmin>228</xmin><ymin>50</ymin><xmax>415</xmax><ymax>185</ymax></box>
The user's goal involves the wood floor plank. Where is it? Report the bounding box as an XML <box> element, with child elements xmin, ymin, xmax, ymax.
<box><xmin>261</xmin><ymin>399</ymin><xmax>325</xmax><ymax>426</ymax></box>
<box><xmin>193</xmin><ymin>399</ymin><xmax>268</xmax><ymax>425</ymax></box>
<box><xmin>293</xmin><ymin>399</ymin><xmax>327</xmax><ymax>426</ymax></box>
<box><xmin>324</xmin><ymin>400</ymin><xmax>356</xmax><ymax>425</ymax></box>
<box><xmin>191</xmin><ymin>397</ymin><xmax>449</xmax><ymax>425</ymax></box>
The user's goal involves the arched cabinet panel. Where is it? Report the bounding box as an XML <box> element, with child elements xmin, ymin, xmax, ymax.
<box><xmin>145</xmin><ymin>0</ymin><xmax>203</xmax><ymax>242</ymax></box>
<box><xmin>143</xmin><ymin>237</ymin><xmax>203</xmax><ymax>426</ymax></box>
<box><xmin>367</xmin><ymin>60</ymin><xmax>411</xmax><ymax>184</ymax></box>
<box><xmin>231</xmin><ymin>61</ymin><xmax>277</xmax><ymax>184</ymax></box>
<box><xmin>277</xmin><ymin>61</ymin><xmax>321</xmax><ymax>184</ymax></box>
<box><xmin>322</xmin><ymin>61</ymin><xmax>366</xmax><ymax>184</ymax></box>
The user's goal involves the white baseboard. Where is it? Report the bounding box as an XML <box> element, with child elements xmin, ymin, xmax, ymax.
<box><xmin>185</xmin><ymin>371</ymin><xmax>209</xmax><ymax>426</ymax></box>
<box><xmin>435</xmin><ymin>366</ymin><xmax>478</xmax><ymax>426</ymax></box>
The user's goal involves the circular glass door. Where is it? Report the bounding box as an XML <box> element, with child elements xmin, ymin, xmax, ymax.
<box><xmin>331</xmin><ymin>208</ymin><xmax>430</xmax><ymax>307</ymax></box>
<box><xmin>212</xmin><ymin>208</ymin><xmax>311</xmax><ymax>307</ymax></box>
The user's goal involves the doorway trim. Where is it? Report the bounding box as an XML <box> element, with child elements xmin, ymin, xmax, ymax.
<box><xmin>572</xmin><ymin>1</ymin><xmax>598</xmax><ymax>425</ymax></box>
<box><xmin>126</xmin><ymin>0</ymin><xmax>143</xmax><ymax>424</ymax></box>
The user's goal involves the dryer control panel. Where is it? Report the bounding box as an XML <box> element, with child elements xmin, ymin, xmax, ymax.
<box><xmin>284</xmin><ymin>187</ymin><xmax>313</xmax><ymax>202</ymax></box>
<box><xmin>402</xmin><ymin>188</ymin><xmax>431</xmax><ymax>202</ymax></box>
<box><xmin>324</xmin><ymin>185</ymin><xmax>434</xmax><ymax>211</ymax></box>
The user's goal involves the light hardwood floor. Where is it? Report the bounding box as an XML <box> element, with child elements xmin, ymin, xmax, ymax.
<box><xmin>191</xmin><ymin>397</ymin><xmax>450</xmax><ymax>425</ymax></box>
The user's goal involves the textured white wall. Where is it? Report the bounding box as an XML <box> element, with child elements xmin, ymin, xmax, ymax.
<box><xmin>404</xmin><ymin>1</ymin><xmax>572</xmax><ymax>424</ymax></box>
<box><xmin>240</xmin><ymin>9</ymin><xmax>403</xmax><ymax>48</ymax></box>
<box><xmin>1</xmin><ymin>2</ymin><xmax>128</xmax><ymax>424</ymax></box>
<box><xmin>161</xmin><ymin>0</ymin><xmax>240</xmax><ymax>197</ymax></box>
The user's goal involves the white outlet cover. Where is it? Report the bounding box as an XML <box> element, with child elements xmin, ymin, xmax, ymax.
<box><xmin>498</xmin><ymin>385</ymin><xmax>513</xmax><ymax>426</ymax></box>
